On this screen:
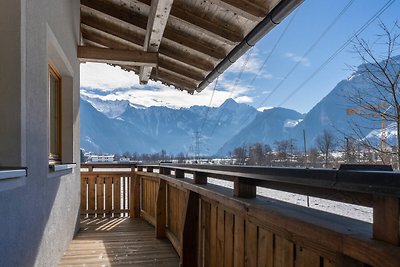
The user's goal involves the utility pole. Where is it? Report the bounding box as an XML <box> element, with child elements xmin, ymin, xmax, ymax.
<box><xmin>303</xmin><ymin>129</ymin><xmax>307</xmax><ymax>167</ymax></box>
<box><xmin>345</xmin><ymin>136</ymin><xmax>349</xmax><ymax>163</ymax></box>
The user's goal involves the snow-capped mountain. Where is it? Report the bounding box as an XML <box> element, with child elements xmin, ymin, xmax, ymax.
<box><xmin>80</xmin><ymin>97</ymin><xmax>259</xmax><ymax>154</ymax></box>
<box><xmin>80</xmin><ymin>56</ymin><xmax>399</xmax><ymax>155</ymax></box>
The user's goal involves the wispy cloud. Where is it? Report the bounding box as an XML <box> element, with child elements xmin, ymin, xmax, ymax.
<box><xmin>225</xmin><ymin>49</ymin><xmax>274</xmax><ymax>79</ymax></box>
<box><xmin>80</xmin><ymin>63</ymin><xmax>143</xmax><ymax>90</ymax></box>
<box><xmin>285</xmin><ymin>52</ymin><xmax>310</xmax><ymax>67</ymax></box>
<box><xmin>80</xmin><ymin>62</ymin><xmax>258</xmax><ymax>108</ymax></box>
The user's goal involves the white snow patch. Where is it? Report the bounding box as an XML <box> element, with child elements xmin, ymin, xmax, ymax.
<box><xmin>208</xmin><ymin>179</ymin><xmax>372</xmax><ymax>223</ymax></box>
<box><xmin>284</xmin><ymin>119</ymin><xmax>303</xmax><ymax>128</ymax></box>
<box><xmin>257</xmin><ymin>106</ymin><xmax>274</xmax><ymax>112</ymax></box>
<box><xmin>365</xmin><ymin>122</ymin><xmax>397</xmax><ymax>140</ymax></box>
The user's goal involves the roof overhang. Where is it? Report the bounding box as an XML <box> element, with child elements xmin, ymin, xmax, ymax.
<box><xmin>79</xmin><ymin>0</ymin><xmax>304</xmax><ymax>93</ymax></box>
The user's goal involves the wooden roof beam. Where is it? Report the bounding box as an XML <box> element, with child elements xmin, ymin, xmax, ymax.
<box><xmin>210</xmin><ymin>0</ymin><xmax>267</xmax><ymax>21</ymax></box>
<box><xmin>80</xmin><ymin>1</ymin><xmax>226</xmax><ymax>60</ymax></box>
<box><xmin>80</xmin><ymin>10</ymin><xmax>216</xmax><ymax>71</ymax></box>
<box><xmin>122</xmin><ymin>65</ymin><xmax>197</xmax><ymax>93</ymax></box>
<box><xmin>81</xmin><ymin>26</ymin><xmax>206</xmax><ymax>81</ymax></box>
<box><xmin>77</xmin><ymin>46</ymin><xmax>158</xmax><ymax>67</ymax></box>
<box><xmin>136</xmin><ymin>0</ymin><xmax>242</xmax><ymax>43</ymax></box>
<box><xmin>139</xmin><ymin>0</ymin><xmax>173</xmax><ymax>84</ymax></box>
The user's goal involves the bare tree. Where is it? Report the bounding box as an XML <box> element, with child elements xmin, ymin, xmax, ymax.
<box><xmin>274</xmin><ymin>139</ymin><xmax>295</xmax><ymax>166</ymax></box>
<box><xmin>316</xmin><ymin>130</ymin><xmax>336</xmax><ymax>168</ymax></box>
<box><xmin>248</xmin><ymin>143</ymin><xmax>264</xmax><ymax>166</ymax></box>
<box><xmin>347</xmin><ymin>22</ymin><xmax>400</xmax><ymax>168</ymax></box>
<box><xmin>233</xmin><ymin>145</ymin><xmax>247</xmax><ymax>165</ymax></box>
<box><xmin>264</xmin><ymin>144</ymin><xmax>273</xmax><ymax>166</ymax></box>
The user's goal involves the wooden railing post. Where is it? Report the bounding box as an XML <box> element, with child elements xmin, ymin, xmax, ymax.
<box><xmin>233</xmin><ymin>177</ymin><xmax>256</xmax><ymax>198</ymax></box>
<box><xmin>175</xmin><ymin>169</ymin><xmax>184</xmax><ymax>179</ymax></box>
<box><xmin>193</xmin><ymin>171</ymin><xmax>207</xmax><ymax>184</ymax></box>
<box><xmin>156</xmin><ymin>179</ymin><xmax>166</xmax><ymax>238</ymax></box>
<box><xmin>130</xmin><ymin>173</ymin><xmax>141</xmax><ymax>218</ymax></box>
<box><xmin>137</xmin><ymin>166</ymin><xmax>143</xmax><ymax>172</ymax></box>
<box><xmin>147</xmin><ymin>166</ymin><xmax>154</xmax><ymax>173</ymax></box>
<box><xmin>160</xmin><ymin>167</ymin><xmax>171</xmax><ymax>175</ymax></box>
<box><xmin>180</xmin><ymin>191</ymin><xmax>200</xmax><ymax>267</ymax></box>
<box><xmin>373</xmin><ymin>195</ymin><xmax>400</xmax><ymax>245</ymax></box>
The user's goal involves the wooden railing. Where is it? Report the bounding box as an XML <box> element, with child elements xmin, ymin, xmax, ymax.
<box><xmin>80</xmin><ymin>164</ymin><xmax>135</xmax><ymax>217</ymax></box>
<box><xmin>80</xmin><ymin>163</ymin><xmax>400</xmax><ymax>267</ymax></box>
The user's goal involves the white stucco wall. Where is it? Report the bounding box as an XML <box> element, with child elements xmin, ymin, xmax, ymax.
<box><xmin>0</xmin><ymin>0</ymin><xmax>81</xmax><ymax>266</ymax></box>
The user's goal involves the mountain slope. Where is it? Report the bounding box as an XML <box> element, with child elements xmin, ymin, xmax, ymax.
<box><xmin>80</xmin><ymin>99</ymin><xmax>160</xmax><ymax>154</ymax></box>
<box><xmin>291</xmin><ymin>71</ymin><xmax>386</xmax><ymax>148</ymax></box>
<box><xmin>217</xmin><ymin>107</ymin><xmax>304</xmax><ymax>155</ymax></box>
<box><xmin>80</xmin><ymin>98</ymin><xmax>258</xmax><ymax>154</ymax></box>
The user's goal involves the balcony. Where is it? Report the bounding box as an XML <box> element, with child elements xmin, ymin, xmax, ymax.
<box><xmin>60</xmin><ymin>163</ymin><xmax>400</xmax><ymax>266</ymax></box>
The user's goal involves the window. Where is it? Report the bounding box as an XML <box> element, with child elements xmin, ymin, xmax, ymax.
<box><xmin>48</xmin><ymin>63</ymin><xmax>62</xmax><ymax>163</ymax></box>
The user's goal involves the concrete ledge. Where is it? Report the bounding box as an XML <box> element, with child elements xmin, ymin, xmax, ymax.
<box><xmin>0</xmin><ymin>167</ymin><xmax>27</xmax><ymax>180</ymax></box>
<box><xmin>0</xmin><ymin>167</ymin><xmax>27</xmax><ymax>192</ymax></box>
<box><xmin>49</xmin><ymin>163</ymin><xmax>76</xmax><ymax>172</ymax></box>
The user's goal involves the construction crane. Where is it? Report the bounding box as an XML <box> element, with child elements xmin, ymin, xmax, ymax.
<box><xmin>346</xmin><ymin>103</ymin><xmax>390</xmax><ymax>153</ymax></box>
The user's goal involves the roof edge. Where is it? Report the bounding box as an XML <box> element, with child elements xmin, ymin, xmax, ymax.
<box><xmin>196</xmin><ymin>0</ymin><xmax>304</xmax><ymax>92</ymax></box>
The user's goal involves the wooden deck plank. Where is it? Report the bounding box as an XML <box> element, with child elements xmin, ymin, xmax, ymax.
<box><xmin>59</xmin><ymin>217</ymin><xmax>179</xmax><ymax>266</ymax></box>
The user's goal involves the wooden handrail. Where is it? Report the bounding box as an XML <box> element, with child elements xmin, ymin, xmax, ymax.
<box><xmin>81</xmin><ymin>163</ymin><xmax>136</xmax><ymax>170</ymax></box>
<box><xmin>158</xmin><ymin>163</ymin><xmax>400</xmax><ymax>196</ymax></box>
<box><xmin>134</xmin><ymin>164</ymin><xmax>400</xmax><ymax>267</ymax></box>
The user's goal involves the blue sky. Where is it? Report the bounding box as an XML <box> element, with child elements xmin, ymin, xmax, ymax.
<box><xmin>80</xmin><ymin>0</ymin><xmax>400</xmax><ymax>113</ymax></box>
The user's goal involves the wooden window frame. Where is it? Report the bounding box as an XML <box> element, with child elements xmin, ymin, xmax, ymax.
<box><xmin>48</xmin><ymin>63</ymin><xmax>62</xmax><ymax>163</ymax></box>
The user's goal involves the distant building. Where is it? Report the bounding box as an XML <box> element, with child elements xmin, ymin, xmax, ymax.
<box><xmin>89</xmin><ymin>155</ymin><xmax>115</xmax><ymax>162</ymax></box>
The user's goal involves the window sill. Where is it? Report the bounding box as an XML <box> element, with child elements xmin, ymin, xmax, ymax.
<box><xmin>0</xmin><ymin>167</ymin><xmax>27</xmax><ymax>180</ymax></box>
<box><xmin>49</xmin><ymin>163</ymin><xmax>76</xmax><ymax>172</ymax></box>
<box><xmin>0</xmin><ymin>167</ymin><xmax>27</xmax><ymax>191</ymax></box>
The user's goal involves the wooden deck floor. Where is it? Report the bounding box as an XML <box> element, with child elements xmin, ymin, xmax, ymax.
<box><xmin>59</xmin><ymin>217</ymin><xmax>179</xmax><ymax>267</ymax></box>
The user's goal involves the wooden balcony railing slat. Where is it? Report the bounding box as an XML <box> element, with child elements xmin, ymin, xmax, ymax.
<box><xmin>224</xmin><ymin>211</ymin><xmax>234</xmax><ymax>267</ymax></box>
<box><xmin>113</xmin><ymin>176</ymin><xmax>120</xmax><ymax>216</ymax></box>
<box><xmin>96</xmin><ymin>177</ymin><xmax>104</xmax><ymax>215</ymax></box>
<box><xmin>105</xmin><ymin>177</ymin><xmax>112</xmax><ymax>215</ymax></box>
<box><xmin>88</xmin><ymin>176</ymin><xmax>95</xmax><ymax>213</ymax></box>
<box><xmin>180</xmin><ymin>191</ymin><xmax>200</xmax><ymax>266</ymax></box>
<box><xmin>156</xmin><ymin>179</ymin><xmax>166</xmax><ymax>238</ymax></box>
<box><xmin>233</xmin><ymin>214</ymin><xmax>245</xmax><ymax>266</ymax></box>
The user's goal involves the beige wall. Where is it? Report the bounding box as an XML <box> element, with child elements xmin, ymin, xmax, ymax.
<box><xmin>0</xmin><ymin>0</ymin><xmax>81</xmax><ymax>266</ymax></box>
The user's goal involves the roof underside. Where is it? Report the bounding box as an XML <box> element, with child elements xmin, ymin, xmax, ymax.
<box><xmin>79</xmin><ymin>0</ymin><xmax>303</xmax><ymax>93</ymax></box>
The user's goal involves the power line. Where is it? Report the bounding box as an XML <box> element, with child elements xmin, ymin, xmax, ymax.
<box><xmin>257</xmin><ymin>0</ymin><xmax>356</xmax><ymax>109</ymax></box>
<box><xmin>209</xmin><ymin>48</ymin><xmax>254</xmax><ymax>137</ymax></box>
<box><xmin>277</xmin><ymin>0</ymin><xmax>396</xmax><ymax>108</ymax></box>
<box><xmin>248</xmin><ymin>7</ymin><xmax>300</xmax><ymax>87</ymax></box>
<box><xmin>199</xmin><ymin>77</ymin><xmax>219</xmax><ymax>135</ymax></box>
<box><xmin>245</xmin><ymin>0</ymin><xmax>397</xmax><ymax>150</ymax></box>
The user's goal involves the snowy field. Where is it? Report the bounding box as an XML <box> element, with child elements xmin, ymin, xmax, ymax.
<box><xmin>207</xmin><ymin>178</ymin><xmax>373</xmax><ymax>223</ymax></box>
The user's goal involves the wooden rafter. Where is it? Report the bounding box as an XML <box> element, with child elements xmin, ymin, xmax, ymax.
<box><xmin>81</xmin><ymin>28</ymin><xmax>206</xmax><ymax>81</ymax></box>
<box><xmin>136</xmin><ymin>0</ymin><xmax>242</xmax><ymax>44</ymax></box>
<box><xmin>210</xmin><ymin>0</ymin><xmax>267</xmax><ymax>21</ymax></box>
<box><xmin>80</xmin><ymin>10</ymin><xmax>216</xmax><ymax>71</ymax></box>
<box><xmin>139</xmin><ymin>0</ymin><xmax>173</xmax><ymax>84</ymax></box>
<box><xmin>81</xmin><ymin>1</ymin><xmax>227</xmax><ymax>60</ymax></box>
<box><xmin>77</xmin><ymin>46</ymin><xmax>158</xmax><ymax>67</ymax></box>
